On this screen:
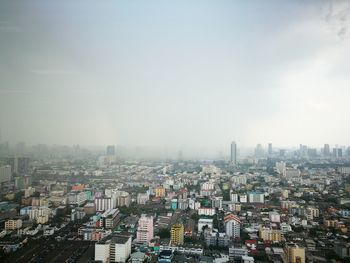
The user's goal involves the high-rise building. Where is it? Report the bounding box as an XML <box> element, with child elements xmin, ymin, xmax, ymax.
<box><xmin>170</xmin><ymin>223</ymin><xmax>184</xmax><ymax>245</ymax></box>
<box><xmin>95</xmin><ymin>234</ymin><xmax>132</xmax><ymax>263</ymax></box>
<box><xmin>268</xmin><ymin>143</ymin><xmax>273</xmax><ymax>155</ymax></box>
<box><xmin>100</xmin><ymin>209</ymin><xmax>121</xmax><ymax>229</ymax></box>
<box><xmin>7</xmin><ymin>157</ymin><xmax>29</xmax><ymax>175</ymax></box>
<box><xmin>111</xmin><ymin>191</ymin><xmax>131</xmax><ymax>207</ymax></box>
<box><xmin>0</xmin><ymin>165</ymin><xmax>11</xmax><ymax>183</ymax></box>
<box><xmin>323</xmin><ymin>144</ymin><xmax>330</xmax><ymax>157</ymax></box>
<box><xmin>136</xmin><ymin>214</ymin><xmax>154</xmax><ymax>244</ymax></box>
<box><xmin>255</xmin><ymin>144</ymin><xmax>264</xmax><ymax>157</ymax></box>
<box><xmin>230</xmin><ymin>141</ymin><xmax>237</xmax><ymax>165</ymax></box>
<box><xmin>333</xmin><ymin>148</ymin><xmax>343</xmax><ymax>158</ymax></box>
<box><xmin>95</xmin><ymin>197</ymin><xmax>115</xmax><ymax>212</ymax></box>
<box><xmin>106</xmin><ymin>145</ymin><xmax>115</xmax><ymax>156</ymax></box>
<box><xmin>224</xmin><ymin>214</ymin><xmax>241</xmax><ymax>238</ymax></box>
<box><xmin>283</xmin><ymin>243</ymin><xmax>305</xmax><ymax>263</ymax></box>
<box><xmin>279</xmin><ymin>149</ymin><xmax>285</xmax><ymax>157</ymax></box>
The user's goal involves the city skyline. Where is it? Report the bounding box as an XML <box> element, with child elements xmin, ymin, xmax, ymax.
<box><xmin>1</xmin><ymin>1</ymin><xmax>350</xmax><ymax>148</ymax></box>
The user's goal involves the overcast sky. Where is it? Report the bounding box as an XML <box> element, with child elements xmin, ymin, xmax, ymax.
<box><xmin>1</xmin><ymin>0</ymin><xmax>350</xmax><ymax>151</ymax></box>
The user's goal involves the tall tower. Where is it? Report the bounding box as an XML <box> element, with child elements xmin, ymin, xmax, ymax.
<box><xmin>323</xmin><ymin>144</ymin><xmax>330</xmax><ymax>157</ymax></box>
<box><xmin>268</xmin><ymin>143</ymin><xmax>273</xmax><ymax>156</ymax></box>
<box><xmin>230</xmin><ymin>141</ymin><xmax>237</xmax><ymax>165</ymax></box>
<box><xmin>106</xmin><ymin>145</ymin><xmax>115</xmax><ymax>156</ymax></box>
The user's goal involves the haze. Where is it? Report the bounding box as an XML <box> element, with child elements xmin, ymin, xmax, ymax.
<box><xmin>1</xmin><ymin>0</ymin><xmax>350</xmax><ymax>151</ymax></box>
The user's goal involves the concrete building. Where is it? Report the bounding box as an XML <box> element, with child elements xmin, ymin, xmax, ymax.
<box><xmin>67</xmin><ymin>191</ymin><xmax>89</xmax><ymax>206</ymax></box>
<box><xmin>248</xmin><ymin>192</ymin><xmax>264</xmax><ymax>203</ymax></box>
<box><xmin>95</xmin><ymin>197</ymin><xmax>115</xmax><ymax>212</ymax></box>
<box><xmin>95</xmin><ymin>234</ymin><xmax>132</xmax><ymax>263</ymax></box>
<box><xmin>5</xmin><ymin>219</ymin><xmax>22</xmax><ymax>230</ymax></box>
<box><xmin>334</xmin><ymin>241</ymin><xmax>350</xmax><ymax>259</ymax></box>
<box><xmin>259</xmin><ymin>228</ymin><xmax>283</xmax><ymax>242</ymax></box>
<box><xmin>224</xmin><ymin>214</ymin><xmax>241</xmax><ymax>238</ymax></box>
<box><xmin>155</xmin><ymin>186</ymin><xmax>166</xmax><ymax>198</ymax></box>
<box><xmin>198</xmin><ymin>207</ymin><xmax>216</xmax><ymax>216</ymax></box>
<box><xmin>230</xmin><ymin>141</ymin><xmax>237</xmax><ymax>165</ymax></box>
<box><xmin>0</xmin><ymin>165</ymin><xmax>11</xmax><ymax>183</ymax></box>
<box><xmin>171</xmin><ymin>224</ymin><xmax>184</xmax><ymax>245</ymax></box>
<box><xmin>136</xmin><ymin>214</ymin><xmax>154</xmax><ymax>244</ymax></box>
<box><xmin>137</xmin><ymin>193</ymin><xmax>149</xmax><ymax>205</ymax></box>
<box><xmin>283</xmin><ymin>243</ymin><xmax>305</xmax><ymax>263</ymax></box>
<box><xmin>7</xmin><ymin>157</ymin><xmax>29</xmax><ymax>174</ymax></box>
<box><xmin>100</xmin><ymin>209</ymin><xmax>121</xmax><ymax>229</ymax></box>
<box><xmin>229</xmin><ymin>245</ymin><xmax>248</xmax><ymax>262</ymax></box>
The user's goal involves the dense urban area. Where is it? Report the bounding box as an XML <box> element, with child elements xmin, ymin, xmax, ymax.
<box><xmin>0</xmin><ymin>142</ymin><xmax>350</xmax><ymax>263</ymax></box>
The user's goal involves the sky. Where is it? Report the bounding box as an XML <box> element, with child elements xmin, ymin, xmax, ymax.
<box><xmin>1</xmin><ymin>0</ymin><xmax>350</xmax><ymax>153</ymax></box>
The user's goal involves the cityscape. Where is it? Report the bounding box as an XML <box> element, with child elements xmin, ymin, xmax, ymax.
<box><xmin>1</xmin><ymin>142</ymin><xmax>350</xmax><ymax>263</ymax></box>
<box><xmin>1</xmin><ymin>1</ymin><xmax>350</xmax><ymax>263</ymax></box>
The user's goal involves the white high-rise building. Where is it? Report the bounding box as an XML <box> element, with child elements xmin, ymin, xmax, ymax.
<box><xmin>95</xmin><ymin>197</ymin><xmax>115</xmax><ymax>212</ymax></box>
<box><xmin>230</xmin><ymin>141</ymin><xmax>237</xmax><ymax>164</ymax></box>
<box><xmin>95</xmin><ymin>235</ymin><xmax>132</xmax><ymax>263</ymax></box>
<box><xmin>224</xmin><ymin>214</ymin><xmax>241</xmax><ymax>238</ymax></box>
<box><xmin>231</xmin><ymin>193</ymin><xmax>239</xmax><ymax>203</ymax></box>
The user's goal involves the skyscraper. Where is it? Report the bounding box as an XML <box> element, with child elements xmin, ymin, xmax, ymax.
<box><xmin>106</xmin><ymin>145</ymin><xmax>115</xmax><ymax>156</ymax></box>
<box><xmin>230</xmin><ymin>141</ymin><xmax>237</xmax><ymax>165</ymax></box>
<box><xmin>323</xmin><ymin>144</ymin><xmax>330</xmax><ymax>157</ymax></box>
<box><xmin>268</xmin><ymin>143</ymin><xmax>273</xmax><ymax>156</ymax></box>
<box><xmin>255</xmin><ymin>144</ymin><xmax>263</xmax><ymax>158</ymax></box>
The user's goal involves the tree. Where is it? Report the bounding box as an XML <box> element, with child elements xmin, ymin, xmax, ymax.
<box><xmin>158</xmin><ymin>228</ymin><xmax>170</xmax><ymax>238</ymax></box>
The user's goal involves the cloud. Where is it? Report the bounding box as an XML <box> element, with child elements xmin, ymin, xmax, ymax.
<box><xmin>323</xmin><ymin>1</ymin><xmax>350</xmax><ymax>39</ymax></box>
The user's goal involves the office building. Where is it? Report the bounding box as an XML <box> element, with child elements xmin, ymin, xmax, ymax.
<box><xmin>230</xmin><ymin>141</ymin><xmax>237</xmax><ymax>165</ymax></box>
<box><xmin>268</xmin><ymin>143</ymin><xmax>273</xmax><ymax>155</ymax></box>
<box><xmin>255</xmin><ymin>144</ymin><xmax>264</xmax><ymax>157</ymax></box>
